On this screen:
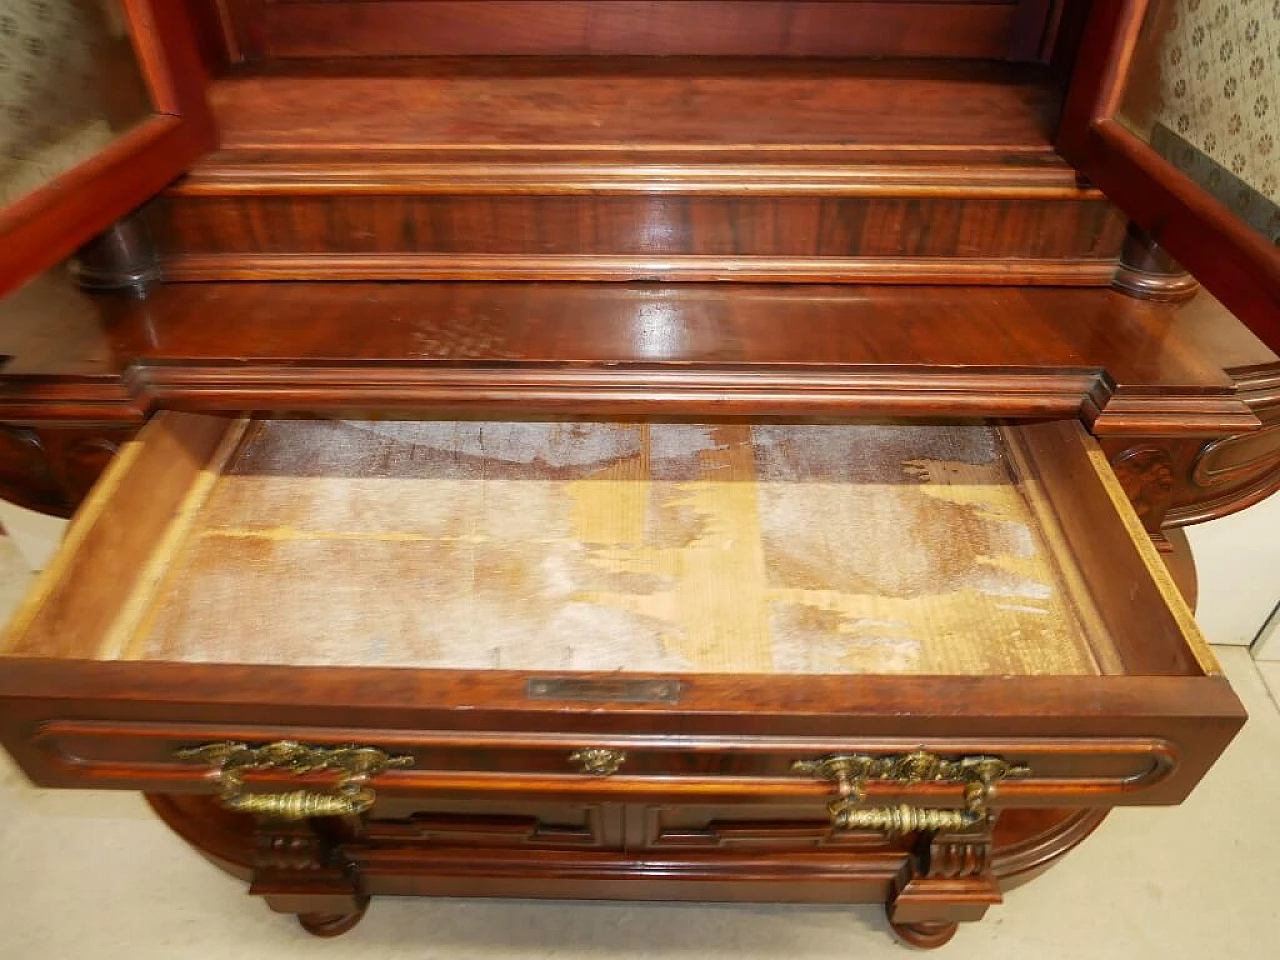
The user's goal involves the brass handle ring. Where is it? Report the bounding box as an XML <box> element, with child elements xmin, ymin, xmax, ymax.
<box><xmin>175</xmin><ymin>740</ymin><xmax>414</xmax><ymax>821</ymax></box>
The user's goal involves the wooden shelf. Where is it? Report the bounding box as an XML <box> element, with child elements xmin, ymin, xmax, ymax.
<box><xmin>154</xmin><ymin>59</ymin><xmax>1114</xmax><ymax>285</ymax></box>
<box><xmin>0</xmin><ymin>278</ymin><xmax>1253</xmax><ymax>435</ymax></box>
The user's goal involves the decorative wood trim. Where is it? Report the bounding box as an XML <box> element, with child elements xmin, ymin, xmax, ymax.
<box><xmin>162</xmin><ymin>253</ymin><xmax>1120</xmax><ymax>286</ymax></box>
<box><xmin>0</xmin><ymin>363</ymin><xmax>1258</xmax><ymax>440</ymax></box>
<box><xmin>889</xmin><ymin>823</ymin><xmax>1002</xmax><ymax>934</ymax></box>
<box><xmin>171</xmin><ymin>160</ymin><xmax>1104</xmax><ymax>198</ymax></box>
<box><xmin>1165</xmin><ymin>364</ymin><xmax>1280</xmax><ymax>528</ymax></box>
<box><xmin>1086</xmin><ymin>397</ymin><xmax>1259</xmax><ymax>437</ymax></box>
<box><xmin>992</xmin><ymin>809</ymin><xmax>1110</xmax><ymax>886</ymax></box>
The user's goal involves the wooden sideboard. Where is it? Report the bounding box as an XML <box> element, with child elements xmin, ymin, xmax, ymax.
<box><xmin>0</xmin><ymin>0</ymin><xmax>1277</xmax><ymax>949</ymax></box>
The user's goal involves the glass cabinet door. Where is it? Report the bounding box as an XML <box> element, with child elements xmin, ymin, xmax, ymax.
<box><xmin>1059</xmin><ymin>0</ymin><xmax>1279</xmax><ymax>349</ymax></box>
<box><xmin>0</xmin><ymin>0</ymin><xmax>214</xmax><ymax>296</ymax></box>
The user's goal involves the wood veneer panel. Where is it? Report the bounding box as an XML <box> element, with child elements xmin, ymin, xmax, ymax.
<box><xmin>159</xmin><ymin>59</ymin><xmax>1100</xmax><ymax>280</ymax></box>
<box><xmin>0</xmin><ymin>282</ymin><xmax>1252</xmax><ymax>432</ymax></box>
<box><xmin>207</xmin><ymin>59</ymin><xmax>1062</xmax><ymax>152</ymax></box>
<box><xmin>153</xmin><ymin>193</ymin><xmax>1125</xmax><ymax>266</ymax></box>
<box><xmin>226</xmin><ymin>2</ymin><xmax>1028</xmax><ymax>61</ymax></box>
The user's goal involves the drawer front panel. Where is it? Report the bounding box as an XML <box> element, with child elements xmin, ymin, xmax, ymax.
<box><xmin>0</xmin><ymin>414</ymin><xmax>1245</xmax><ymax>819</ymax></box>
<box><xmin>19</xmin><ymin>717</ymin><xmax>1180</xmax><ymax>808</ymax></box>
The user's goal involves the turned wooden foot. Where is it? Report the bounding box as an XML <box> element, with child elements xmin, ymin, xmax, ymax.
<box><xmin>888</xmin><ymin>915</ymin><xmax>960</xmax><ymax>950</ymax></box>
<box><xmin>297</xmin><ymin>900</ymin><xmax>368</xmax><ymax>938</ymax></box>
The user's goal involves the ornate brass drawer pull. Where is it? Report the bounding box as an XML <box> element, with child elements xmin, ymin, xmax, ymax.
<box><xmin>175</xmin><ymin>740</ymin><xmax>414</xmax><ymax>820</ymax></box>
<box><xmin>792</xmin><ymin>750</ymin><xmax>1030</xmax><ymax>836</ymax></box>
<box><xmin>569</xmin><ymin>747</ymin><xmax>627</xmax><ymax>775</ymax></box>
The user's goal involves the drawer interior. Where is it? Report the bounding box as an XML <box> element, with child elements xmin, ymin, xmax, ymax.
<box><xmin>1</xmin><ymin>413</ymin><xmax>1214</xmax><ymax>681</ymax></box>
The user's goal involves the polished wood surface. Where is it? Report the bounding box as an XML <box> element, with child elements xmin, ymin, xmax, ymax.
<box><xmin>207</xmin><ymin>58</ymin><xmax>1064</xmax><ymax>151</ymax></box>
<box><xmin>216</xmin><ymin>1</ymin><xmax>1052</xmax><ymax>61</ymax></box>
<box><xmin>146</xmin><ymin>791</ymin><xmax>1105</xmax><ymax>918</ymax></box>
<box><xmin>153</xmin><ymin>58</ymin><xmax>1118</xmax><ymax>283</ymax></box>
<box><xmin>0</xmin><ymin>424</ymin><xmax>134</xmax><ymax>518</ymax></box>
<box><xmin>0</xmin><ymin>279</ymin><xmax>1256</xmax><ymax>436</ymax></box>
<box><xmin>155</xmin><ymin>197</ymin><xmax>1124</xmax><ymax>283</ymax></box>
<box><xmin>1162</xmin><ymin>302</ymin><xmax>1280</xmax><ymax>528</ymax></box>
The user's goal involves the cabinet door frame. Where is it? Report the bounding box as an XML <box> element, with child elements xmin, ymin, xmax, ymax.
<box><xmin>0</xmin><ymin>0</ymin><xmax>216</xmax><ymax>296</ymax></box>
<box><xmin>1057</xmin><ymin>0</ymin><xmax>1280</xmax><ymax>350</ymax></box>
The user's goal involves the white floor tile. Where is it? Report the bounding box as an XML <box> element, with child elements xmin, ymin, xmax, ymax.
<box><xmin>1255</xmin><ymin>660</ymin><xmax>1280</xmax><ymax>710</ymax></box>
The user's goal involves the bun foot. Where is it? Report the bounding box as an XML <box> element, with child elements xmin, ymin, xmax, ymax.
<box><xmin>297</xmin><ymin>901</ymin><xmax>368</xmax><ymax>938</ymax></box>
<box><xmin>888</xmin><ymin>917</ymin><xmax>959</xmax><ymax>950</ymax></box>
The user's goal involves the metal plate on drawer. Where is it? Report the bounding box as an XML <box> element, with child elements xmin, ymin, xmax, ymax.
<box><xmin>526</xmin><ymin>677</ymin><xmax>682</xmax><ymax>704</ymax></box>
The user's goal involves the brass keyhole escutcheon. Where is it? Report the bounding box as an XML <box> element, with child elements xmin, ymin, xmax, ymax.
<box><xmin>569</xmin><ymin>747</ymin><xmax>627</xmax><ymax>776</ymax></box>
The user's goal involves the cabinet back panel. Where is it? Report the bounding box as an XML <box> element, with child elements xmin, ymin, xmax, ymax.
<box><xmin>220</xmin><ymin>2</ymin><xmax>1049</xmax><ymax>62</ymax></box>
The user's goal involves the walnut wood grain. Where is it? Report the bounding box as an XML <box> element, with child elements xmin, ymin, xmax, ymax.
<box><xmin>220</xmin><ymin>1</ymin><xmax>1038</xmax><ymax>61</ymax></box>
<box><xmin>155</xmin><ymin>194</ymin><xmax>1122</xmax><ymax>280</ymax></box>
<box><xmin>151</xmin><ymin>58</ymin><xmax>1121</xmax><ymax>280</ymax></box>
<box><xmin>0</xmin><ymin>280</ymin><xmax>1256</xmax><ymax>436</ymax></box>
<box><xmin>207</xmin><ymin>58</ymin><xmax>1063</xmax><ymax>151</ymax></box>
<box><xmin>0</xmin><ymin>425</ymin><xmax>136</xmax><ymax>518</ymax></box>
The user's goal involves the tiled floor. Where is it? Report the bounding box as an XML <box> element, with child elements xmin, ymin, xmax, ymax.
<box><xmin>0</xmin><ymin>536</ymin><xmax>1278</xmax><ymax>958</ymax></box>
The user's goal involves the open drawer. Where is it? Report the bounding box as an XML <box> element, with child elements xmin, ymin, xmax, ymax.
<box><xmin>0</xmin><ymin>413</ymin><xmax>1244</xmax><ymax>820</ymax></box>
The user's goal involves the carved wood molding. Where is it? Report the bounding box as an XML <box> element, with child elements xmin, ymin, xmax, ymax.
<box><xmin>888</xmin><ymin>823</ymin><xmax>1002</xmax><ymax>942</ymax></box>
<box><xmin>1</xmin><ymin>364</ymin><xmax>1257</xmax><ymax>435</ymax></box>
<box><xmin>162</xmin><ymin>252</ymin><xmax>1121</xmax><ymax>286</ymax></box>
<box><xmin>0</xmin><ymin>424</ymin><xmax>134</xmax><ymax>517</ymax></box>
<box><xmin>249</xmin><ymin>820</ymin><xmax>368</xmax><ymax>934</ymax></box>
<box><xmin>1165</xmin><ymin>363</ymin><xmax>1280</xmax><ymax>527</ymax></box>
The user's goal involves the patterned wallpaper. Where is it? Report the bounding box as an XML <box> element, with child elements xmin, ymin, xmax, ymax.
<box><xmin>0</xmin><ymin>0</ymin><xmax>149</xmax><ymax>207</ymax></box>
<box><xmin>1122</xmin><ymin>0</ymin><xmax>1279</xmax><ymax>241</ymax></box>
